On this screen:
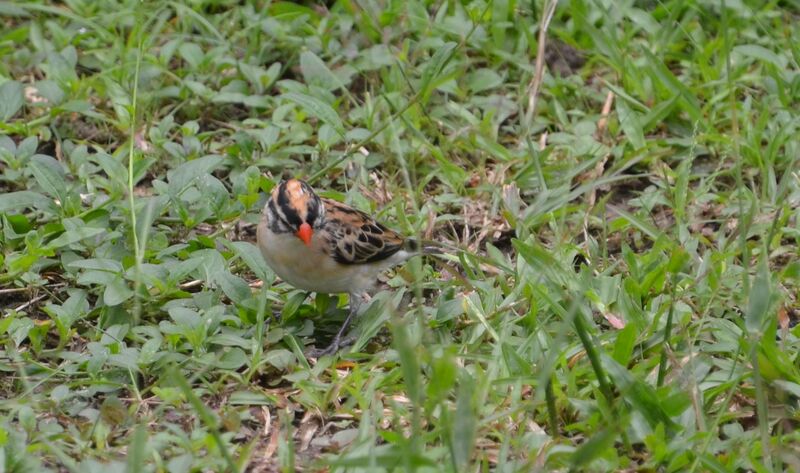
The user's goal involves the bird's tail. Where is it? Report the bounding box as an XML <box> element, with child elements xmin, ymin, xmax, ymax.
<box><xmin>404</xmin><ymin>239</ymin><xmax>448</xmax><ymax>256</ymax></box>
<box><xmin>404</xmin><ymin>238</ymin><xmax>478</xmax><ymax>289</ymax></box>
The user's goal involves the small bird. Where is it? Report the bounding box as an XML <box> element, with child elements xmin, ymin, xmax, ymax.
<box><xmin>257</xmin><ymin>178</ymin><xmax>433</xmax><ymax>356</ymax></box>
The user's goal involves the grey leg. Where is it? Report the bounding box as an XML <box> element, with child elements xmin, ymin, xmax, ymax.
<box><xmin>307</xmin><ymin>293</ymin><xmax>364</xmax><ymax>357</ymax></box>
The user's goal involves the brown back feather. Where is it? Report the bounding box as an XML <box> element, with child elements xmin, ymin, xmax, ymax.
<box><xmin>321</xmin><ymin>198</ymin><xmax>405</xmax><ymax>264</ymax></box>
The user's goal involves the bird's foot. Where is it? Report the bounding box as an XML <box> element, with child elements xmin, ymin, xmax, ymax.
<box><xmin>306</xmin><ymin>333</ymin><xmax>357</xmax><ymax>358</ymax></box>
<box><xmin>306</xmin><ymin>294</ymin><xmax>363</xmax><ymax>358</ymax></box>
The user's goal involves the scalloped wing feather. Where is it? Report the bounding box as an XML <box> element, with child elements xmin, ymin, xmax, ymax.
<box><xmin>320</xmin><ymin>198</ymin><xmax>406</xmax><ymax>265</ymax></box>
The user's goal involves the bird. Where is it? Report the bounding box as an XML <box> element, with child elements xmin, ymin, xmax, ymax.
<box><xmin>256</xmin><ymin>178</ymin><xmax>435</xmax><ymax>356</ymax></box>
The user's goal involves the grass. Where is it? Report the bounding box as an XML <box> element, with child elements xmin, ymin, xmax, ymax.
<box><xmin>1</xmin><ymin>0</ymin><xmax>799</xmax><ymax>471</ymax></box>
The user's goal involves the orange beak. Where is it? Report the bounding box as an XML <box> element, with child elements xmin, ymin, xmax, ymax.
<box><xmin>296</xmin><ymin>222</ymin><xmax>313</xmax><ymax>246</ymax></box>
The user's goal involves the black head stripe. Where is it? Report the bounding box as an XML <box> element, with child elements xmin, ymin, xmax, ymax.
<box><xmin>307</xmin><ymin>196</ymin><xmax>326</xmax><ymax>228</ymax></box>
<box><xmin>275</xmin><ymin>182</ymin><xmax>302</xmax><ymax>227</ymax></box>
<box><xmin>275</xmin><ymin>181</ymin><xmax>290</xmax><ymax>211</ymax></box>
<box><xmin>281</xmin><ymin>205</ymin><xmax>302</xmax><ymax>227</ymax></box>
<box><xmin>267</xmin><ymin>199</ymin><xmax>293</xmax><ymax>233</ymax></box>
<box><xmin>298</xmin><ymin>180</ymin><xmax>325</xmax><ymax>228</ymax></box>
<box><xmin>306</xmin><ymin>202</ymin><xmax>318</xmax><ymax>227</ymax></box>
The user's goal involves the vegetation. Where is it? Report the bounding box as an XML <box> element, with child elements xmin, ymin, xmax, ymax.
<box><xmin>1</xmin><ymin>0</ymin><xmax>799</xmax><ymax>471</ymax></box>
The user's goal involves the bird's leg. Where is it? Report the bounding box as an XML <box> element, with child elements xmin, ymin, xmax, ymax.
<box><xmin>307</xmin><ymin>293</ymin><xmax>365</xmax><ymax>357</ymax></box>
<box><xmin>333</xmin><ymin>293</ymin><xmax>368</xmax><ymax>348</ymax></box>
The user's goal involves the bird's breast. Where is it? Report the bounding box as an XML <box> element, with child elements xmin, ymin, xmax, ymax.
<box><xmin>257</xmin><ymin>224</ymin><xmax>379</xmax><ymax>294</ymax></box>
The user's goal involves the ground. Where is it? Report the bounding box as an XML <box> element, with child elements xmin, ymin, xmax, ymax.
<box><xmin>1</xmin><ymin>0</ymin><xmax>799</xmax><ymax>472</ymax></box>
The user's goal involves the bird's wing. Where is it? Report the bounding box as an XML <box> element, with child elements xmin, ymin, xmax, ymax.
<box><xmin>321</xmin><ymin>198</ymin><xmax>405</xmax><ymax>265</ymax></box>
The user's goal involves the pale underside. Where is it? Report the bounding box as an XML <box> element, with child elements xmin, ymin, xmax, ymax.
<box><xmin>257</xmin><ymin>219</ymin><xmax>412</xmax><ymax>294</ymax></box>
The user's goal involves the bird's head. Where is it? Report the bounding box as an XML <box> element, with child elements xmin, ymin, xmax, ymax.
<box><xmin>268</xmin><ymin>179</ymin><xmax>325</xmax><ymax>246</ymax></box>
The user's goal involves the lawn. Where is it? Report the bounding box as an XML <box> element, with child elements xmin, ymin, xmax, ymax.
<box><xmin>1</xmin><ymin>0</ymin><xmax>799</xmax><ymax>471</ymax></box>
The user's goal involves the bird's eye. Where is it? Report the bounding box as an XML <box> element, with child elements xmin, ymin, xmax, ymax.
<box><xmin>306</xmin><ymin>198</ymin><xmax>322</xmax><ymax>227</ymax></box>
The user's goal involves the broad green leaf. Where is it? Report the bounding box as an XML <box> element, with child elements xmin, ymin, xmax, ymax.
<box><xmin>59</xmin><ymin>99</ymin><xmax>104</xmax><ymax>118</ymax></box>
<box><xmin>392</xmin><ymin>319</ymin><xmax>422</xmax><ymax>403</ymax></box>
<box><xmin>608</xmin><ymin>204</ymin><xmax>662</xmax><ymax>241</ymax></box>
<box><xmin>642</xmin><ymin>94</ymin><xmax>680</xmax><ymax>131</ymax></box>
<box><xmin>178</xmin><ymin>42</ymin><xmax>204</xmax><ymax>69</ymax></box>
<box><xmin>224</xmin><ymin>240</ymin><xmax>273</xmax><ymax>282</ymax></box>
<box><xmin>576</xmin><ymin>15</ymin><xmax>623</xmax><ymax>69</ymax></box>
<box><xmin>642</xmin><ymin>48</ymin><xmax>702</xmax><ymax>123</ymax></box>
<box><xmin>29</xmin><ymin>154</ymin><xmax>68</xmax><ymax>204</ymax></box>
<box><xmin>92</xmin><ymin>151</ymin><xmax>128</xmax><ymax>189</ymax></box>
<box><xmin>603</xmin><ymin>354</ymin><xmax>679</xmax><ymax>428</ymax></box>
<box><xmin>190</xmin><ymin>249</ymin><xmax>226</xmax><ymax>284</ymax></box>
<box><xmin>77</xmin><ymin>269</ymin><xmax>117</xmax><ymax>286</ymax></box>
<box><xmin>616</xmin><ymin>99</ymin><xmax>645</xmax><ymax>150</ymax></box>
<box><xmin>228</xmin><ymin>391</ymin><xmax>274</xmax><ymax>405</ymax></box>
<box><xmin>169</xmin><ymin>307</ymin><xmax>202</xmax><ymax>328</ymax></box>
<box><xmin>127</xmin><ymin>426</ymin><xmax>148</xmax><ymax>473</ymax></box>
<box><xmin>32</xmin><ymin>79</ymin><xmax>64</xmax><ymax>104</ymax></box>
<box><xmin>431</xmin><ymin>147</ymin><xmax>467</xmax><ymax>192</ymax></box>
<box><xmin>3</xmin><ymin>214</ymin><xmax>31</xmax><ymax>239</ymax></box>
<box><xmin>269</xmin><ymin>1</ymin><xmax>321</xmax><ymax>21</ymax></box>
<box><xmin>45</xmin><ymin>226</ymin><xmax>105</xmax><ymax>249</ymax></box>
<box><xmin>514</xmin><ymin>239</ymin><xmax>572</xmax><ymax>288</ymax></box>
<box><xmin>571</xmin><ymin>428</ymin><xmax>616</xmax><ymax>468</ymax></box>
<box><xmin>16</xmin><ymin>136</ymin><xmax>37</xmax><ymax>159</ymax></box>
<box><xmin>216</xmin><ymin>271</ymin><xmax>253</xmax><ymax>306</ymax></box>
<box><xmin>490</xmin><ymin>0</ymin><xmax>509</xmax><ymax>47</ymax></box>
<box><xmin>300</xmin><ymin>51</ymin><xmax>343</xmax><ymax>90</ymax></box>
<box><xmin>420</xmin><ymin>42</ymin><xmax>457</xmax><ymax>95</ymax></box>
<box><xmin>773</xmin><ymin>380</ymin><xmax>800</xmax><ymax>397</ymax></box>
<box><xmin>734</xmin><ymin>44</ymin><xmax>787</xmax><ymax>69</ymax></box>
<box><xmin>166</xmin><ymin>257</ymin><xmax>204</xmax><ymax>285</ymax></box>
<box><xmin>43</xmin><ymin>49</ymin><xmax>78</xmax><ymax>88</ymax></box>
<box><xmin>211</xmin><ymin>92</ymin><xmax>270</xmax><ymax>108</ymax></box>
<box><xmin>699</xmin><ymin>454</ymin><xmax>735</xmax><ymax>473</ymax></box>
<box><xmin>280</xmin><ymin>291</ymin><xmax>306</xmax><ymax>320</ymax></box>
<box><xmin>330</xmin><ymin>451</ymin><xmax>437</xmax><ymax>469</ymax></box>
<box><xmin>452</xmin><ymin>374</ymin><xmax>477</xmax><ymax>470</ymax></box>
<box><xmin>215</xmin><ymin>347</ymin><xmax>247</xmax><ymax>370</ymax></box>
<box><xmin>612</xmin><ymin>323</ymin><xmax>637</xmax><ymax>365</ymax></box>
<box><xmin>263</xmin><ymin>349</ymin><xmax>295</xmax><ymax>370</ymax></box>
<box><xmin>103</xmin><ymin>277</ymin><xmax>134</xmax><ymax>306</ymax></box>
<box><xmin>208</xmin><ymin>333</ymin><xmax>250</xmax><ymax>349</ymax></box>
<box><xmin>407</xmin><ymin>0</ymin><xmax>429</xmax><ymax>31</ymax></box>
<box><xmin>602</xmin><ymin>82</ymin><xmax>648</xmax><ymax>112</ymax></box>
<box><xmin>282</xmin><ymin>91</ymin><xmax>344</xmax><ymax>135</ymax></box>
<box><xmin>465</xmin><ymin>68</ymin><xmax>503</xmax><ymax>93</ymax></box>
<box><xmin>108</xmin><ymin>348</ymin><xmax>140</xmax><ymax>371</ymax></box>
<box><xmin>427</xmin><ymin>349</ymin><xmax>457</xmax><ymax>401</ymax></box>
<box><xmin>67</xmin><ymin>258</ymin><xmax>123</xmax><ymax>272</ymax></box>
<box><xmin>0</xmin><ymin>3</ymin><xmax>29</xmax><ymax>15</ymax></box>
<box><xmin>239</xmin><ymin>62</ymin><xmax>280</xmax><ymax>94</ymax></box>
<box><xmin>0</xmin><ymin>80</ymin><xmax>24</xmax><ymax>121</ymax></box>
<box><xmin>9</xmin><ymin>318</ymin><xmax>34</xmax><ymax>346</ymax></box>
<box><xmin>184</xmin><ymin>80</ymin><xmax>211</xmax><ymax>97</ymax></box>
<box><xmin>166</xmin><ymin>154</ymin><xmax>224</xmax><ymax>195</ymax></box>
<box><xmin>356</xmin><ymin>44</ymin><xmax>395</xmax><ymax>70</ymax></box>
<box><xmin>0</xmin><ymin>191</ymin><xmax>50</xmax><ymax>212</ymax></box>
<box><xmin>0</xmin><ymin>134</ymin><xmax>15</xmax><ymax>155</ymax></box>
<box><xmin>626</xmin><ymin>8</ymin><xmax>659</xmax><ymax>34</ymax></box>
<box><xmin>746</xmin><ymin>262</ymin><xmax>771</xmax><ymax>333</ymax></box>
